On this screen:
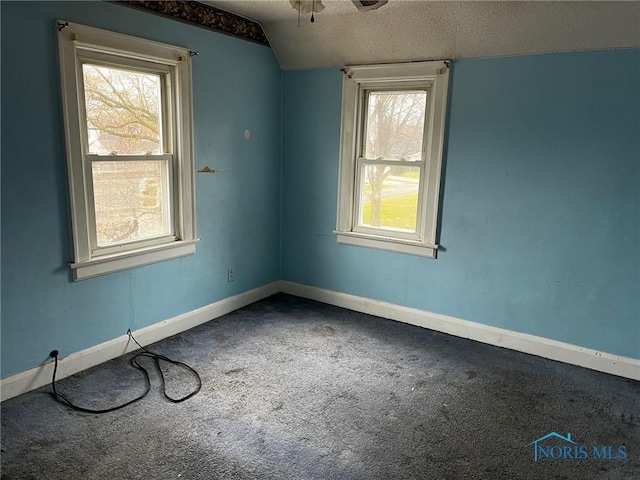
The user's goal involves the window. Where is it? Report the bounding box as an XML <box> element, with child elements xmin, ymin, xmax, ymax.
<box><xmin>335</xmin><ymin>61</ymin><xmax>450</xmax><ymax>258</ymax></box>
<box><xmin>57</xmin><ymin>21</ymin><xmax>197</xmax><ymax>280</ymax></box>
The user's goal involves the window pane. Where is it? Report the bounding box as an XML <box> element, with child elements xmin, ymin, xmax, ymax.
<box><xmin>83</xmin><ymin>64</ymin><xmax>163</xmax><ymax>155</ymax></box>
<box><xmin>359</xmin><ymin>165</ymin><xmax>420</xmax><ymax>232</ymax></box>
<box><xmin>92</xmin><ymin>161</ymin><xmax>171</xmax><ymax>246</ymax></box>
<box><xmin>364</xmin><ymin>91</ymin><xmax>427</xmax><ymax>161</ymax></box>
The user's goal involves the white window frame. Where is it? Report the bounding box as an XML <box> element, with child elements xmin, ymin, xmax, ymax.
<box><xmin>335</xmin><ymin>61</ymin><xmax>450</xmax><ymax>258</ymax></box>
<box><xmin>57</xmin><ymin>21</ymin><xmax>197</xmax><ymax>280</ymax></box>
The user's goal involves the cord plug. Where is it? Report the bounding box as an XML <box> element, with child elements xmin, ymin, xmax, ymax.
<box><xmin>49</xmin><ymin>350</ymin><xmax>59</xmax><ymax>358</ymax></box>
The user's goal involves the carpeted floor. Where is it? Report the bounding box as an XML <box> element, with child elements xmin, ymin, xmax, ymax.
<box><xmin>1</xmin><ymin>293</ymin><xmax>639</xmax><ymax>479</ymax></box>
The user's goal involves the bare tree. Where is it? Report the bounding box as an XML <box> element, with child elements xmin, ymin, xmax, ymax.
<box><xmin>83</xmin><ymin>65</ymin><xmax>161</xmax><ymax>154</ymax></box>
<box><xmin>82</xmin><ymin>65</ymin><xmax>166</xmax><ymax>245</ymax></box>
<box><xmin>364</xmin><ymin>92</ymin><xmax>426</xmax><ymax>227</ymax></box>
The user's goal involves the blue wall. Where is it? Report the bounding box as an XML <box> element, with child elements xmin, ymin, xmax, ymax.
<box><xmin>281</xmin><ymin>51</ymin><xmax>640</xmax><ymax>359</ymax></box>
<box><xmin>1</xmin><ymin>1</ymin><xmax>282</xmax><ymax>377</ymax></box>
<box><xmin>2</xmin><ymin>1</ymin><xmax>638</xmax><ymax>380</ymax></box>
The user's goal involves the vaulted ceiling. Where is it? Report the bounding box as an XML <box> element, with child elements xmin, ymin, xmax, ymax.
<box><xmin>203</xmin><ymin>0</ymin><xmax>640</xmax><ymax>70</ymax></box>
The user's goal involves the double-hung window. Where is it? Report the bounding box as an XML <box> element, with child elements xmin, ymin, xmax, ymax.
<box><xmin>57</xmin><ymin>21</ymin><xmax>197</xmax><ymax>280</ymax></box>
<box><xmin>335</xmin><ymin>61</ymin><xmax>449</xmax><ymax>258</ymax></box>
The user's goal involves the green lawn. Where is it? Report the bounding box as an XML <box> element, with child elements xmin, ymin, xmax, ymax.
<box><xmin>362</xmin><ymin>193</ymin><xmax>418</xmax><ymax>230</ymax></box>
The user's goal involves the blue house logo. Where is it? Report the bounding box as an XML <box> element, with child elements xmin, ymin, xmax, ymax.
<box><xmin>526</xmin><ymin>432</ymin><xmax>628</xmax><ymax>462</ymax></box>
<box><xmin>527</xmin><ymin>432</ymin><xmax>577</xmax><ymax>462</ymax></box>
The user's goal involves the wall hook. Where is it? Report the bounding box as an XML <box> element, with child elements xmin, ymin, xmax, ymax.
<box><xmin>58</xmin><ymin>21</ymin><xmax>69</xmax><ymax>32</ymax></box>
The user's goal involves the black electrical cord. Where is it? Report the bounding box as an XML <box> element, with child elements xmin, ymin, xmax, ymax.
<box><xmin>127</xmin><ymin>331</ymin><xmax>202</xmax><ymax>403</ymax></box>
<box><xmin>50</xmin><ymin>331</ymin><xmax>202</xmax><ymax>413</ymax></box>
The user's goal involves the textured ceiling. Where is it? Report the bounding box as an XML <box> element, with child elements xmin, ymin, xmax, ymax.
<box><xmin>204</xmin><ymin>1</ymin><xmax>640</xmax><ymax>70</ymax></box>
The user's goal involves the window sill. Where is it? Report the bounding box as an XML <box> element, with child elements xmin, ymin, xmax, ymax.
<box><xmin>70</xmin><ymin>239</ymin><xmax>199</xmax><ymax>281</ymax></box>
<box><xmin>334</xmin><ymin>231</ymin><xmax>438</xmax><ymax>258</ymax></box>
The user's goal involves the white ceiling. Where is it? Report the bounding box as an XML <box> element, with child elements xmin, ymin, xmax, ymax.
<box><xmin>204</xmin><ymin>1</ymin><xmax>640</xmax><ymax>70</ymax></box>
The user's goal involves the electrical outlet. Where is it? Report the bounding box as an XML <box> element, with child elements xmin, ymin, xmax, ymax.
<box><xmin>227</xmin><ymin>268</ymin><xmax>235</xmax><ymax>282</ymax></box>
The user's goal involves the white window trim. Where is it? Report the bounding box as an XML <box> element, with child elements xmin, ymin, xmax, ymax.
<box><xmin>57</xmin><ymin>21</ymin><xmax>197</xmax><ymax>280</ymax></box>
<box><xmin>334</xmin><ymin>61</ymin><xmax>450</xmax><ymax>258</ymax></box>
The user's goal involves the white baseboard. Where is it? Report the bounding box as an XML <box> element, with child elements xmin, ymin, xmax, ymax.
<box><xmin>0</xmin><ymin>281</ymin><xmax>281</xmax><ymax>402</ymax></box>
<box><xmin>3</xmin><ymin>279</ymin><xmax>637</xmax><ymax>402</ymax></box>
<box><xmin>280</xmin><ymin>281</ymin><xmax>640</xmax><ymax>381</ymax></box>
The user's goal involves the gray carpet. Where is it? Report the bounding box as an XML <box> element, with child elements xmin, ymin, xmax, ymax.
<box><xmin>1</xmin><ymin>293</ymin><xmax>639</xmax><ymax>479</ymax></box>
